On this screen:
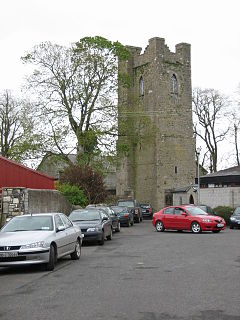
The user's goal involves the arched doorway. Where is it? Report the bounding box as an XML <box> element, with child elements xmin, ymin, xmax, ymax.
<box><xmin>189</xmin><ymin>194</ymin><xmax>194</xmax><ymax>204</ymax></box>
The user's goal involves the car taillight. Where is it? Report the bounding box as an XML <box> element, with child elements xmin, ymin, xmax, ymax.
<box><xmin>123</xmin><ymin>214</ymin><xmax>129</xmax><ymax>218</ymax></box>
<box><xmin>149</xmin><ymin>208</ymin><xmax>153</xmax><ymax>213</ymax></box>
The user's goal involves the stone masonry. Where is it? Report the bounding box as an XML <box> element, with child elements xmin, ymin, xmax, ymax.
<box><xmin>117</xmin><ymin>37</ymin><xmax>196</xmax><ymax>210</ymax></box>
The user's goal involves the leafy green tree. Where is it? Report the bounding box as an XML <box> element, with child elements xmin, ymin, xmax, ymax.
<box><xmin>57</xmin><ymin>183</ymin><xmax>88</xmax><ymax>206</ymax></box>
<box><xmin>22</xmin><ymin>36</ymin><xmax>129</xmax><ymax>166</ymax></box>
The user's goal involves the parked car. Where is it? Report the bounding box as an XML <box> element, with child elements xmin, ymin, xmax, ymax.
<box><xmin>86</xmin><ymin>205</ymin><xmax>120</xmax><ymax>232</ymax></box>
<box><xmin>117</xmin><ymin>199</ymin><xmax>143</xmax><ymax>223</ymax></box>
<box><xmin>152</xmin><ymin>205</ymin><xmax>226</xmax><ymax>234</ymax></box>
<box><xmin>140</xmin><ymin>203</ymin><xmax>153</xmax><ymax>219</ymax></box>
<box><xmin>197</xmin><ymin>205</ymin><xmax>216</xmax><ymax>215</ymax></box>
<box><xmin>229</xmin><ymin>206</ymin><xmax>240</xmax><ymax>229</ymax></box>
<box><xmin>0</xmin><ymin>213</ymin><xmax>83</xmax><ymax>270</ymax></box>
<box><xmin>69</xmin><ymin>208</ymin><xmax>112</xmax><ymax>245</ymax></box>
<box><xmin>111</xmin><ymin>206</ymin><xmax>134</xmax><ymax>227</ymax></box>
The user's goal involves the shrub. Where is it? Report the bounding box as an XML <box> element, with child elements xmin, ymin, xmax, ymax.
<box><xmin>213</xmin><ymin>206</ymin><xmax>234</xmax><ymax>226</ymax></box>
<box><xmin>59</xmin><ymin>165</ymin><xmax>107</xmax><ymax>204</ymax></box>
<box><xmin>57</xmin><ymin>183</ymin><xmax>88</xmax><ymax>207</ymax></box>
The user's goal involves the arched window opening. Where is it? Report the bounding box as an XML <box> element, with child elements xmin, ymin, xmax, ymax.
<box><xmin>189</xmin><ymin>194</ymin><xmax>194</xmax><ymax>204</ymax></box>
<box><xmin>171</xmin><ymin>74</ymin><xmax>178</xmax><ymax>94</ymax></box>
<box><xmin>139</xmin><ymin>76</ymin><xmax>144</xmax><ymax>96</ymax></box>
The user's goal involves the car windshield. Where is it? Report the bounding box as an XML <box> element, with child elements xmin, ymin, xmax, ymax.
<box><xmin>185</xmin><ymin>206</ymin><xmax>208</xmax><ymax>216</ymax></box>
<box><xmin>118</xmin><ymin>201</ymin><xmax>134</xmax><ymax>208</ymax></box>
<box><xmin>233</xmin><ymin>207</ymin><xmax>240</xmax><ymax>215</ymax></box>
<box><xmin>1</xmin><ymin>215</ymin><xmax>54</xmax><ymax>232</ymax></box>
<box><xmin>69</xmin><ymin>210</ymin><xmax>101</xmax><ymax>221</ymax></box>
<box><xmin>111</xmin><ymin>206</ymin><xmax>128</xmax><ymax>213</ymax></box>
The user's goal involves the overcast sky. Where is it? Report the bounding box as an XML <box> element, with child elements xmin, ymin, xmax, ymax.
<box><xmin>0</xmin><ymin>0</ymin><xmax>239</xmax><ymax>96</ymax></box>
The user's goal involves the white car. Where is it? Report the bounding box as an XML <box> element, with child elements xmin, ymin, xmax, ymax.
<box><xmin>0</xmin><ymin>213</ymin><xmax>83</xmax><ymax>271</ymax></box>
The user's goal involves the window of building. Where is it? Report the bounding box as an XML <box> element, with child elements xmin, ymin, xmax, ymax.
<box><xmin>139</xmin><ymin>76</ymin><xmax>144</xmax><ymax>96</ymax></box>
<box><xmin>175</xmin><ymin>166</ymin><xmax>178</xmax><ymax>174</ymax></box>
<box><xmin>171</xmin><ymin>74</ymin><xmax>178</xmax><ymax>94</ymax></box>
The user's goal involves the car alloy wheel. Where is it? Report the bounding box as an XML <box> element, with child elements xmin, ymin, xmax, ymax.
<box><xmin>155</xmin><ymin>220</ymin><xmax>165</xmax><ymax>232</ymax></box>
<box><xmin>116</xmin><ymin>222</ymin><xmax>121</xmax><ymax>232</ymax></box>
<box><xmin>191</xmin><ymin>222</ymin><xmax>201</xmax><ymax>234</ymax></box>
<box><xmin>46</xmin><ymin>244</ymin><xmax>56</xmax><ymax>271</ymax></box>
<box><xmin>71</xmin><ymin>239</ymin><xmax>81</xmax><ymax>260</ymax></box>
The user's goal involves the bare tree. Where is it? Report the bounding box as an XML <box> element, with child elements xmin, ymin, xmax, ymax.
<box><xmin>0</xmin><ymin>90</ymin><xmax>43</xmax><ymax>163</ymax></box>
<box><xmin>22</xmin><ymin>36</ymin><xmax>129</xmax><ymax>166</ymax></box>
<box><xmin>192</xmin><ymin>88</ymin><xmax>230</xmax><ymax>172</ymax></box>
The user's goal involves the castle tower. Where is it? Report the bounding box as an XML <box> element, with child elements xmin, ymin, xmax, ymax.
<box><xmin>116</xmin><ymin>37</ymin><xmax>196</xmax><ymax>210</ymax></box>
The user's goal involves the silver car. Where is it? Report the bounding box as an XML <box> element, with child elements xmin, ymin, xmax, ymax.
<box><xmin>0</xmin><ymin>213</ymin><xmax>83</xmax><ymax>271</ymax></box>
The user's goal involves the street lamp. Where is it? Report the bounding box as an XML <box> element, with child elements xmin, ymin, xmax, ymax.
<box><xmin>196</xmin><ymin>147</ymin><xmax>201</xmax><ymax>205</ymax></box>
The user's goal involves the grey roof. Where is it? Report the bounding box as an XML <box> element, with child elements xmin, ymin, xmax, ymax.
<box><xmin>201</xmin><ymin>166</ymin><xmax>240</xmax><ymax>178</ymax></box>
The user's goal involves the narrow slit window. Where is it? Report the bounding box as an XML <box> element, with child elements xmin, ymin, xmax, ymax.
<box><xmin>171</xmin><ymin>74</ymin><xmax>178</xmax><ymax>94</ymax></box>
<box><xmin>139</xmin><ymin>76</ymin><xmax>144</xmax><ymax>96</ymax></box>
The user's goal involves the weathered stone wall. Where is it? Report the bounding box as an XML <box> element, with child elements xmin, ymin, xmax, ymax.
<box><xmin>117</xmin><ymin>37</ymin><xmax>196</xmax><ymax>210</ymax></box>
<box><xmin>200</xmin><ymin>187</ymin><xmax>240</xmax><ymax>208</ymax></box>
<box><xmin>0</xmin><ymin>188</ymin><xmax>73</xmax><ymax>226</ymax></box>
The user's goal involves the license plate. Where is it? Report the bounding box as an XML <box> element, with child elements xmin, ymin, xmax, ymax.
<box><xmin>217</xmin><ymin>223</ymin><xmax>224</xmax><ymax>228</ymax></box>
<box><xmin>142</xmin><ymin>210</ymin><xmax>146</xmax><ymax>213</ymax></box>
<box><xmin>0</xmin><ymin>252</ymin><xmax>18</xmax><ymax>258</ymax></box>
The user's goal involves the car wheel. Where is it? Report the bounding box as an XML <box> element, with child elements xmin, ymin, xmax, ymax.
<box><xmin>70</xmin><ymin>239</ymin><xmax>81</xmax><ymax>260</ymax></box>
<box><xmin>106</xmin><ymin>228</ymin><xmax>113</xmax><ymax>240</ymax></box>
<box><xmin>98</xmin><ymin>233</ymin><xmax>105</xmax><ymax>245</ymax></box>
<box><xmin>191</xmin><ymin>222</ymin><xmax>202</xmax><ymax>234</ymax></box>
<box><xmin>212</xmin><ymin>230</ymin><xmax>221</xmax><ymax>233</ymax></box>
<box><xmin>155</xmin><ymin>220</ymin><xmax>165</xmax><ymax>232</ymax></box>
<box><xmin>116</xmin><ymin>222</ymin><xmax>121</xmax><ymax>232</ymax></box>
<box><xmin>46</xmin><ymin>244</ymin><xmax>56</xmax><ymax>271</ymax></box>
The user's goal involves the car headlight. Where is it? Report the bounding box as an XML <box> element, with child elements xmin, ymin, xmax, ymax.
<box><xmin>202</xmin><ymin>219</ymin><xmax>211</xmax><ymax>222</ymax></box>
<box><xmin>87</xmin><ymin>227</ymin><xmax>101</xmax><ymax>232</ymax></box>
<box><xmin>230</xmin><ymin>217</ymin><xmax>236</xmax><ymax>221</ymax></box>
<box><xmin>21</xmin><ymin>241</ymin><xmax>47</xmax><ymax>249</ymax></box>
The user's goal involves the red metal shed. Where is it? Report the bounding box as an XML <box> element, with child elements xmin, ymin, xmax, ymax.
<box><xmin>0</xmin><ymin>156</ymin><xmax>55</xmax><ymax>190</ymax></box>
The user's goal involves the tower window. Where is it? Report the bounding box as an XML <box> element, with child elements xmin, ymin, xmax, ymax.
<box><xmin>139</xmin><ymin>76</ymin><xmax>144</xmax><ymax>96</ymax></box>
<box><xmin>175</xmin><ymin>166</ymin><xmax>178</xmax><ymax>174</ymax></box>
<box><xmin>171</xmin><ymin>74</ymin><xmax>178</xmax><ymax>94</ymax></box>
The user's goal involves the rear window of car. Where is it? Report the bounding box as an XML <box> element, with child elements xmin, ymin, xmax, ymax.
<box><xmin>118</xmin><ymin>201</ymin><xmax>134</xmax><ymax>208</ymax></box>
<box><xmin>233</xmin><ymin>207</ymin><xmax>240</xmax><ymax>215</ymax></box>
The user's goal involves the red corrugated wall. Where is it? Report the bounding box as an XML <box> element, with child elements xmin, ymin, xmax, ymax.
<box><xmin>0</xmin><ymin>156</ymin><xmax>54</xmax><ymax>190</ymax></box>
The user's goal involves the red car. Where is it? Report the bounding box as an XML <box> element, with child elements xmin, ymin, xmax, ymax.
<box><xmin>152</xmin><ymin>205</ymin><xmax>226</xmax><ymax>234</ymax></box>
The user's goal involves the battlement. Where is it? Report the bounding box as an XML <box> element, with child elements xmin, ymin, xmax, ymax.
<box><xmin>125</xmin><ymin>37</ymin><xmax>191</xmax><ymax>67</ymax></box>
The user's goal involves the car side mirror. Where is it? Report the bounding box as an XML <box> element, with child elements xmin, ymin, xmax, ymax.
<box><xmin>57</xmin><ymin>225</ymin><xmax>65</xmax><ymax>232</ymax></box>
<box><xmin>181</xmin><ymin>212</ymin><xmax>187</xmax><ymax>216</ymax></box>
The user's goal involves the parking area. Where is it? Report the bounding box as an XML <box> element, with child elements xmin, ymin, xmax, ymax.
<box><xmin>0</xmin><ymin>221</ymin><xmax>240</xmax><ymax>320</ymax></box>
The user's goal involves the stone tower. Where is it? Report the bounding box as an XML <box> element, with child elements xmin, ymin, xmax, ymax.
<box><xmin>116</xmin><ymin>37</ymin><xmax>196</xmax><ymax>210</ymax></box>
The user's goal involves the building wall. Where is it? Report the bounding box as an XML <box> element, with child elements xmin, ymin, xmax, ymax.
<box><xmin>117</xmin><ymin>37</ymin><xmax>195</xmax><ymax>210</ymax></box>
<box><xmin>200</xmin><ymin>187</ymin><xmax>240</xmax><ymax>208</ymax></box>
<box><xmin>0</xmin><ymin>187</ymin><xmax>73</xmax><ymax>226</ymax></box>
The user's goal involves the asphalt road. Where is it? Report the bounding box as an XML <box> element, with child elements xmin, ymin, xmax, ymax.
<box><xmin>0</xmin><ymin>221</ymin><xmax>240</xmax><ymax>320</ymax></box>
